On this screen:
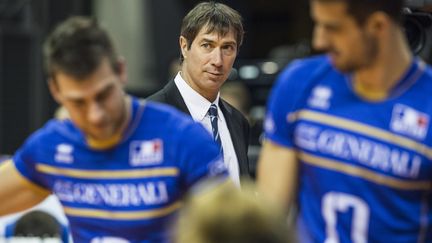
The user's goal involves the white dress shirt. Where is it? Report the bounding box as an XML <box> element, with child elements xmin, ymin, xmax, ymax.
<box><xmin>174</xmin><ymin>72</ymin><xmax>240</xmax><ymax>186</ymax></box>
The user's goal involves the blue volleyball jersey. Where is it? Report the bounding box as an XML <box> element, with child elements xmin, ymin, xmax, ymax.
<box><xmin>12</xmin><ymin>97</ymin><xmax>227</xmax><ymax>243</ymax></box>
<box><xmin>265</xmin><ymin>55</ymin><xmax>432</xmax><ymax>243</ymax></box>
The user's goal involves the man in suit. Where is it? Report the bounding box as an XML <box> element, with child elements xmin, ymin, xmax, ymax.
<box><xmin>148</xmin><ymin>1</ymin><xmax>250</xmax><ymax>186</ymax></box>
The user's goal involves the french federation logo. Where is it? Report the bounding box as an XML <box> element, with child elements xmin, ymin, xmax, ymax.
<box><xmin>390</xmin><ymin>104</ymin><xmax>429</xmax><ymax>140</ymax></box>
<box><xmin>130</xmin><ymin>139</ymin><xmax>163</xmax><ymax>166</ymax></box>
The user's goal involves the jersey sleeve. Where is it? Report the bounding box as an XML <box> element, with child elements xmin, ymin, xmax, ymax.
<box><xmin>12</xmin><ymin>131</ymin><xmax>50</xmax><ymax>191</ymax></box>
<box><xmin>264</xmin><ymin>60</ymin><xmax>306</xmax><ymax>148</ymax></box>
<box><xmin>176</xmin><ymin>121</ymin><xmax>228</xmax><ymax>192</ymax></box>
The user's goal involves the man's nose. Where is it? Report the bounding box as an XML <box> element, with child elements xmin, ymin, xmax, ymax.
<box><xmin>88</xmin><ymin>102</ymin><xmax>105</xmax><ymax>125</ymax></box>
<box><xmin>210</xmin><ymin>48</ymin><xmax>223</xmax><ymax>67</ymax></box>
<box><xmin>312</xmin><ymin>26</ymin><xmax>329</xmax><ymax>52</ymax></box>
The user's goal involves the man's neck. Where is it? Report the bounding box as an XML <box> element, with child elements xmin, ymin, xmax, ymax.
<box><xmin>353</xmin><ymin>33</ymin><xmax>413</xmax><ymax>101</ymax></box>
<box><xmin>87</xmin><ymin>95</ymin><xmax>131</xmax><ymax>150</ymax></box>
<box><xmin>118</xmin><ymin>95</ymin><xmax>132</xmax><ymax>134</ymax></box>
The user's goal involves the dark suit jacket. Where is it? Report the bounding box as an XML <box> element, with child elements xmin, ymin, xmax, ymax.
<box><xmin>147</xmin><ymin>80</ymin><xmax>251</xmax><ymax>180</ymax></box>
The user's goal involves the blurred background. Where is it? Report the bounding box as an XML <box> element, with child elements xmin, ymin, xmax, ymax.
<box><xmin>0</xmin><ymin>0</ymin><xmax>314</xmax><ymax>156</ymax></box>
<box><xmin>0</xmin><ymin>0</ymin><xmax>431</xmax><ymax>165</ymax></box>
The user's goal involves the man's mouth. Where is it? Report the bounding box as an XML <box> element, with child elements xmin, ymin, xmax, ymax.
<box><xmin>207</xmin><ymin>71</ymin><xmax>223</xmax><ymax>76</ymax></box>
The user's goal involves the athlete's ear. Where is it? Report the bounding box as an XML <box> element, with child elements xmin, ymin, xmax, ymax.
<box><xmin>365</xmin><ymin>11</ymin><xmax>389</xmax><ymax>35</ymax></box>
<box><xmin>48</xmin><ymin>78</ymin><xmax>62</xmax><ymax>104</ymax></box>
<box><xmin>116</xmin><ymin>57</ymin><xmax>128</xmax><ymax>86</ymax></box>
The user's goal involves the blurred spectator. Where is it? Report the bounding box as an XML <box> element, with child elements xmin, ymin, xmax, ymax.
<box><xmin>175</xmin><ymin>181</ymin><xmax>294</xmax><ymax>243</ymax></box>
<box><xmin>220</xmin><ymin>81</ymin><xmax>251</xmax><ymax>120</ymax></box>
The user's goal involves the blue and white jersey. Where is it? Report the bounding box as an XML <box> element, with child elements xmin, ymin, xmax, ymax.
<box><xmin>12</xmin><ymin>97</ymin><xmax>227</xmax><ymax>243</ymax></box>
<box><xmin>265</xmin><ymin>55</ymin><xmax>432</xmax><ymax>243</ymax></box>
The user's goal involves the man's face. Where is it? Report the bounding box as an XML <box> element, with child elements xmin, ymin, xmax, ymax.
<box><xmin>311</xmin><ymin>0</ymin><xmax>378</xmax><ymax>72</ymax></box>
<box><xmin>180</xmin><ymin>26</ymin><xmax>238</xmax><ymax>101</ymax></box>
<box><xmin>49</xmin><ymin>59</ymin><xmax>127</xmax><ymax>141</ymax></box>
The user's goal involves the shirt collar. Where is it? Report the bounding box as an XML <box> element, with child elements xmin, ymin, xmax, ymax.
<box><xmin>174</xmin><ymin>72</ymin><xmax>220</xmax><ymax>122</ymax></box>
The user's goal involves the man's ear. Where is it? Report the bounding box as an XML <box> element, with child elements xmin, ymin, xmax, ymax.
<box><xmin>365</xmin><ymin>11</ymin><xmax>389</xmax><ymax>36</ymax></box>
<box><xmin>116</xmin><ymin>57</ymin><xmax>128</xmax><ymax>85</ymax></box>
<box><xmin>48</xmin><ymin>78</ymin><xmax>62</xmax><ymax>104</ymax></box>
<box><xmin>179</xmin><ymin>36</ymin><xmax>188</xmax><ymax>59</ymax></box>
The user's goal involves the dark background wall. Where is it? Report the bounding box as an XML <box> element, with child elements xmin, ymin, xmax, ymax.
<box><xmin>143</xmin><ymin>0</ymin><xmax>312</xmax><ymax>95</ymax></box>
<box><xmin>0</xmin><ymin>0</ymin><xmax>313</xmax><ymax>154</ymax></box>
<box><xmin>0</xmin><ymin>0</ymin><xmax>92</xmax><ymax>154</ymax></box>
<box><xmin>2</xmin><ymin>0</ymin><xmax>429</xmax><ymax>155</ymax></box>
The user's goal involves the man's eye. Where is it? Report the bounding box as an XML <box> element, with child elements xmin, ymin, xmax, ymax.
<box><xmin>223</xmin><ymin>45</ymin><xmax>236</xmax><ymax>55</ymax></box>
<box><xmin>97</xmin><ymin>91</ymin><xmax>110</xmax><ymax>102</ymax></box>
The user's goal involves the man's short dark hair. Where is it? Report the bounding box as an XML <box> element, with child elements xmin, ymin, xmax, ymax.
<box><xmin>180</xmin><ymin>1</ymin><xmax>244</xmax><ymax>62</ymax></box>
<box><xmin>43</xmin><ymin>16</ymin><xmax>120</xmax><ymax>80</ymax></box>
<box><xmin>313</xmin><ymin>0</ymin><xmax>404</xmax><ymax>25</ymax></box>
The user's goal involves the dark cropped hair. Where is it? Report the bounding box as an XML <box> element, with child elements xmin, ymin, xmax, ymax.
<box><xmin>180</xmin><ymin>1</ymin><xmax>244</xmax><ymax>62</ymax></box>
<box><xmin>43</xmin><ymin>16</ymin><xmax>120</xmax><ymax>80</ymax></box>
<box><xmin>313</xmin><ymin>0</ymin><xmax>404</xmax><ymax>25</ymax></box>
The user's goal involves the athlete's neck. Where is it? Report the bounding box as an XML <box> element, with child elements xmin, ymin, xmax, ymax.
<box><xmin>353</xmin><ymin>30</ymin><xmax>413</xmax><ymax>101</ymax></box>
<box><xmin>87</xmin><ymin>95</ymin><xmax>132</xmax><ymax>149</ymax></box>
<box><xmin>117</xmin><ymin>95</ymin><xmax>132</xmax><ymax>135</ymax></box>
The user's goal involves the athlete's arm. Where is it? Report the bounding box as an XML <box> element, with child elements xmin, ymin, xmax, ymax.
<box><xmin>257</xmin><ymin>140</ymin><xmax>298</xmax><ymax>212</ymax></box>
<box><xmin>0</xmin><ymin>160</ymin><xmax>49</xmax><ymax>215</ymax></box>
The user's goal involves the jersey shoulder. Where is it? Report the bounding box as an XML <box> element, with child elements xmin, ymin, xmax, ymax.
<box><xmin>419</xmin><ymin>62</ymin><xmax>432</xmax><ymax>88</ymax></box>
<box><xmin>274</xmin><ymin>55</ymin><xmax>333</xmax><ymax>96</ymax></box>
<box><xmin>22</xmin><ymin>119</ymin><xmax>74</xmax><ymax>149</ymax></box>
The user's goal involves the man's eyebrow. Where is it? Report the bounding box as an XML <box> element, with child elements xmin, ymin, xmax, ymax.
<box><xmin>200</xmin><ymin>38</ymin><xmax>237</xmax><ymax>46</ymax></box>
<box><xmin>222</xmin><ymin>41</ymin><xmax>237</xmax><ymax>46</ymax></box>
<box><xmin>200</xmin><ymin>38</ymin><xmax>216</xmax><ymax>43</ymax></box>
<box><xmin>96</xmin><ymin>83</ymin><xmax>115</xmax><ymax>99</ymax></box>
<box><xmin>63</xmin><ymin>82</ymin><xmax>115</xmax><ymax>101</ymax></box>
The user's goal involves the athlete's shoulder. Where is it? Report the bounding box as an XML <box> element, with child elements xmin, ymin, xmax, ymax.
<box><xmin>268</xmin><ymin>55</ymin><xmax>331</xmax><ymax>102</ymax></box>
<box><xmin>14</xmin><ymin>119</ymin><xmax>76</xmax><ymax>158</ymax></box>
<box><xmin>279</xmin><ymin>55</ymin><xmax>331</xmax><ymax>80</ymax></box>
<box><xmin>287</xmin><ymin>54</ymin><xmax>330</xmax><ymax>70</ymax></box>
<box><xmin>25</xmin><ymin>119</ymin><xmax>69</xmax><ymax>143</ymax></box>
<box><xmin>421</xmin><ymin>61</ymin><xmax>432</xmax><ymax>82</ymax></box>
<box><xmin>274</xmin><ymin>55</ymin><xmax>332</xmax><ymax>92</ymax></box>
<box><xmin>410</xmin><ymin>60</ymin><xmax>432</xmax><ymax>97</ymax></box>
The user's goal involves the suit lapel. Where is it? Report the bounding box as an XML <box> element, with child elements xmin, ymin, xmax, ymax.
<box><xmin>163</xmin><ymin>81</ymin><xmax>191</xmax><ymax>116</ymax></box>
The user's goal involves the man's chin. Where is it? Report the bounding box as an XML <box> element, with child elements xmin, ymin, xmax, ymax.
<box><xmin>87</xmin><ymin>131</ymin><xmax>115</xmax><ymax>141</ymax></box>
<box><xmin>334</xmin><ymin>63</ymin><xmax>355</xmax><ymax>73</ymax></box>
<box><xmin>330</xmin><ymin>59</ymin><xmax>353</xmax><ymax>72</ymax></box>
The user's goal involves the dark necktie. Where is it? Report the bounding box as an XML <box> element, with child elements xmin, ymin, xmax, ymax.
<box><xmin>208</xmin><ymin>104</ymin><xmax>223</xmax><ymax>154</ymax></box>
